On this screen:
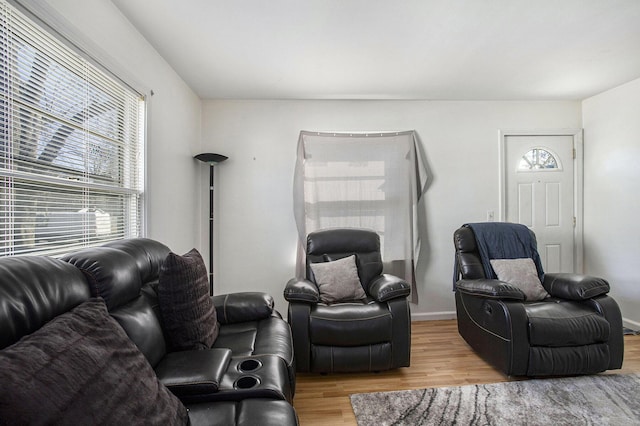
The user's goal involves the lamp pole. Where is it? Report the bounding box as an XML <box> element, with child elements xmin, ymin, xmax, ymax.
<box><xmin>194</xmin><ymin>153</ymin><xmax>228</xmax><ymax>296</ymax></box>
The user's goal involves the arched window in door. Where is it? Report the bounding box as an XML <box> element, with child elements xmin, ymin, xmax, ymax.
<box><xmin>518</xmin><ymin>148</ymin><xmax>560</xmax><ymax>170</ymax></box>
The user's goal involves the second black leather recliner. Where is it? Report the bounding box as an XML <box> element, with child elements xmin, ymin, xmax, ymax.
<box><xmin>453</xmin><ymin>223</ymin><xmax>624</xmax><ymax>377</ymax></box>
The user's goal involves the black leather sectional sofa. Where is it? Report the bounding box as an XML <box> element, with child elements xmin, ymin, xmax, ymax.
<box><xmin>0</xmin><ymin>238</ymin><xmax>298</xmax><ymax>425</ymax></box>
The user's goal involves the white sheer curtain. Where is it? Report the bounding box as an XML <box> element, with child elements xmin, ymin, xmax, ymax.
<box><xmin>293</xmin><ymin>131</ymin><xmax>427</xmax><ymax>301</ymax></box>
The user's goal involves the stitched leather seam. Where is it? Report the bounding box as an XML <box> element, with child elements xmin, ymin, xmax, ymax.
<box><xmin>580</xmin><ymin>285</ymin><xmax>609</xmax><ymax>297</ymax></box>
<box><xmin>285</xmin><ymin>293</ymin><xmax>318</xmax><ymax>303</ymax></box>
<box><xmin>286</xmin><ymin>290</ymin><xmax>312</xmax><ymax>296</ymax></box>
<box><xmin>330</xmin><ymin>346</ymin><xmax>334</xmax><ymax>373</ymax></box>
<box><xmin>457</xmin><ymin>286</ymin><xmax>523</xmax><ymax>300</ymax></box>
<box><xmin>549</xmin><ymin>276</ymin><xmax>609</xmax><ymax>299</ymax></box>
<box><xmin>165</xmin><ymin>381</ymin><xmax>218</xmax><ymax>387</ymax></box>
<box><xmin>310</xmin><ymin>313</ymin><xmax>391</xmax><ymax>322</ymax></box>
<box><xmin>460</xmin><ymin>294</ymin><xmax>510</xmax><ymax>342</ymax></box>
<box><xmin>378</xmin><ymin>288</ymin><xmax>409</xmax><ymax>301</ymax></box>
<box><xmin>528</xmin><ymin>313</ymin><xmax>603</xmax><ymax>320</ymax></box>
<box><xmin>223</xmin><ymin>294</ymin><xmax>229</xmax><ymax>323</ymax></box>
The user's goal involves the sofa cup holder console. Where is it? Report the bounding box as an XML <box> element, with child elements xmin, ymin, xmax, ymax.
<box><xmin>238</xmin><ymin>359</ymin><xmax>262</xmax><ymax>373</ymax></box>
<box><xmin>234</xmin><ymin>375</ymin><xmax>261</xmax><ymax>390</ymax></box>
<box><xmin>234</xmin><ymin>359</ymin><xmax>263</xmax><ymax>389</ymax></box>
<box><xmin>211</xmin><ymin>355</ymin><xmax>292</xmax><ymax>403</ymax></box>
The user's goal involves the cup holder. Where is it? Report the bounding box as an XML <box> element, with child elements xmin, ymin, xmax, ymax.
<box><xmin>234</xmin><ymin>375</ymin><xmax>260</xmax><ymax>390</ymax></box>
<box><xmin>238</xmin><ymin>359</ymin><xmax>262</xmax><ymax>372</ymax></box>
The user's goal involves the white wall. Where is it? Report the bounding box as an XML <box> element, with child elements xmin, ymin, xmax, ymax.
<box><xmin>583</xmin><ymin>78</ymin><xmax>640</xmax><ymax>327</ymax></box>
<box><xmin>42</xmin><ymin>0</ymin><xmax>203</xmax><ymax>253</ymax></box>
<box><xmin>201</xmin><ymin>100</ymin><xmax>581</xmax><ymax>316</ymax></box>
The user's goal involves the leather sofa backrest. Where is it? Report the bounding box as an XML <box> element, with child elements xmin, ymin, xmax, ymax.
<box><xmin>62</xmin><ymin>239</ymin><xmax>172</xmax><ymax>367</ymax></box>
<box><xmin>0</xmin><ymin>256</ymin><xmax>90</xmax><ymax>350</ymax></box>
<box><xmin>62</xmin><ymin>247</ymin><xmax>143</xmax><ymax>311</ymax></box>
<box><xmin>103</xmin><ymin>238</ymin><xmax>171</xmax><ymax>285</ymax></box>
<box><xmin>109</xmin><ymin>284</ymin><xmax>168</xmax><ymax>367</ymax></box>
<box><xmin>453</xmin><ymin>226</ymin><xmax>486</xmax><ymax>280</ymax></box>
<box><xmin>306</xmin><ymin>228</ymin><xmax>383</xmax><ymax>292</ymax></box>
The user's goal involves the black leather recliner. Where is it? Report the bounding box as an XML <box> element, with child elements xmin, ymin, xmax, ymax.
<box><xmin>453</xmin><ymin>225</ymin><xmax>624</xmax><ymax>376</ymax></box>
<box><xmin>284</xmin><ymin>228</ymin><xmax>411</xmax><ymax>373</ymax></box>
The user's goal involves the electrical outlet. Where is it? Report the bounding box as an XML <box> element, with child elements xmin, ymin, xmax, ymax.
<box><xmin>487</xmin><ymin>210</ymin><xmax>495</xmax><ymax>222</ymax></box>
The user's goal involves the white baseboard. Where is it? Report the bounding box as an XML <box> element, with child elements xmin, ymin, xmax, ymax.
<box><xmin>623</xmin><ymin>317</ymin><xmax>640</xmax><ymax>331</ymax></box>
<box><xmin>411</xmin><ymin>311</ymin><xmax>456</xmax><ymax>322</ymax></box>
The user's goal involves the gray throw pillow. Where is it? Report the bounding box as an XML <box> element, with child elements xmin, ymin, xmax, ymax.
<box><xmin>0</xmin><ymin>298</ymin><xmax>188</xmax><ymax>425</ymax></box>
<box><xmin>310</xmin><ymin>255</ymin><xmax>367</xmax><ymax>304</ymax></box>
<box><xmin>490</xmin><ymin>258</ymin><xmax>550</xmax><ymax>301</ymax></box>
<box><xmin>158</xmin><ymin>248</ymin><xmax>219</xmax><ymax>351</ymax></box>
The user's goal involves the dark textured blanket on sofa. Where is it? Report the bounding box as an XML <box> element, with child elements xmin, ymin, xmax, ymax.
<box><xmin>454</xmin><ymin>222</ymin><xmax>544</xmax><ymax>289</ymax></box>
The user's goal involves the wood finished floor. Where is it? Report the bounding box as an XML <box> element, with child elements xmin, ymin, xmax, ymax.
<box><xmin>293</xmin><ymin>319</ymin><xmax>640</xmax><ymax>425</ymax></box>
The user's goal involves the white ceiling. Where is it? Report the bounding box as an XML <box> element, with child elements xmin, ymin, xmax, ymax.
<box><xmin>112</xmin><ymin>0</ymin><xmax>640</xmax><ymax>100</ymax></box>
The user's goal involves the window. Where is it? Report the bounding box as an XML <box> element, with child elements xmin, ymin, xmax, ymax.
<box><xmin>294</xmin><ymin>131</ymin><xmax>427</xmax><ymax>297</ymax></box>
<box><xmin>0</xmin><ymin>0</ymin><xmax>144</xmax><ymax>256</ymax></box>
<box><xmin>518</xmin><ymin>148</ymin><xmax>559</xmax><ymax>170</ymax></box>
<box><xmin>303</xmin><ymin>154</ymin><xmax>389</xmax><ymax>238</ymax></box>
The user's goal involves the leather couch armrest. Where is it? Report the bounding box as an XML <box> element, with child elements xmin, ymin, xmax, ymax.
<box><xmin>368</xmin><ymin>274</ymin><xmax>410</xmax><ymax>302</ymax></box>
<box><xmin>283</xmin><ymin>278</ymin><xmax>320</xmax><ymax>303</ymax></box>
<box><xmin>156</xmin><ymin>348</ymin><xmax>232</xmax><ymax>397</ymax></box>
<box><xmin>543</xmin><ymin>273</ymin><xmax>610</xmax><ymax>300</ymax></box>
<box><xmin>455</xmin><ymin>279</ymin><xmax>525</xmax><ymax>301</ymax></box>
<box><xmin>213</xmin><ymin>292</ymin><xmax>275</xmax><ymax>324</ymax></box>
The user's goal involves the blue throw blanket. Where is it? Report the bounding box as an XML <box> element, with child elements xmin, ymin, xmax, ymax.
<box><xmin>454</xmin><ymin>222</ymin><xmax>544</xmax><ymax>289</ymax></box>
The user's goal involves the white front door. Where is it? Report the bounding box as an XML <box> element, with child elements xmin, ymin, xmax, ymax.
<box><xmin>503</xmin><ymin>134</ymin><xmax>578</xmax><ymax>273</ymax></box>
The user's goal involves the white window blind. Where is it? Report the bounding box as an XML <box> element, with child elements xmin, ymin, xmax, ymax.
<box><xmin>0</xmin><ymin>0</ymin><xmax>144</xmax><ymax>257</ymax></box>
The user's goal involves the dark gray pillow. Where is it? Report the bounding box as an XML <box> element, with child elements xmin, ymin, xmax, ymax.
<box><xmin>310</xmin><ymin>255</ymin><xmax>367</xmax><ymax>304</ymax></box>
<box><xmin>158</xmin><ymin>248</ymin><xmax>219</xmax><ymax>350</ymax></box>
<box><xmin>490</xmin><ymin>258</ymin><xmax>550</xmax><ymax>301</ymax></box>
<box><xmin>0</xmin><ymin>298</ymin><xmax>188</xmax><ymax>425</ymax></box>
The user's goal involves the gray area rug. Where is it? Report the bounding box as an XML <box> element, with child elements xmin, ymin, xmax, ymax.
<box><xmin>350</xmin><ymin>374</ymin><xmax>640</xmax><ymax>425</ymax></box>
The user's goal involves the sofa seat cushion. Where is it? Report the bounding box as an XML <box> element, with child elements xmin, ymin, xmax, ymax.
<box><xmin>526</xmin><ymin>301</ymin><xmax>610</xmax><ymax>347</ymax></box>
<box><xmin>0</xmin><ymin>298</ymin><xmax>188</xmax><ymax>425</ymax></box>
<box><xmin>310</xmin><ymin>302</ymin><xmax>392</xmax><ymax>346</ymax></box>
<box><xmin>186</xmin><ymin>398</ymin><xmax>298</xmax><ymax>426</ymax></box>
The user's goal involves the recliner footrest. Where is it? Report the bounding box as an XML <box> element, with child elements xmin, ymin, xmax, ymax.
<box><xmin>528</xmin><ymin>343</ymin><xmax>610</xmax><ymax>376</ymax></box>
<box><xmin>526</xmin><ymin>301</ymin><xmax>610</xmax><ymax>347</ymax></box>
<box><xmin>311</xmin><ymin>343</ymin><xmax>392</xmax><ymax>373</ymax></box>
<box><xmin>310</xmin><ymin>303</ymin><xmax>392</xmax><ymax>346</ymax></box>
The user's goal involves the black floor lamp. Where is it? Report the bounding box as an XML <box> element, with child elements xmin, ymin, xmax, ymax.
<box><xmin>195</xmin><ymin>153</ymin><xmax>228</xmax><ymax>296</ymax></box>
